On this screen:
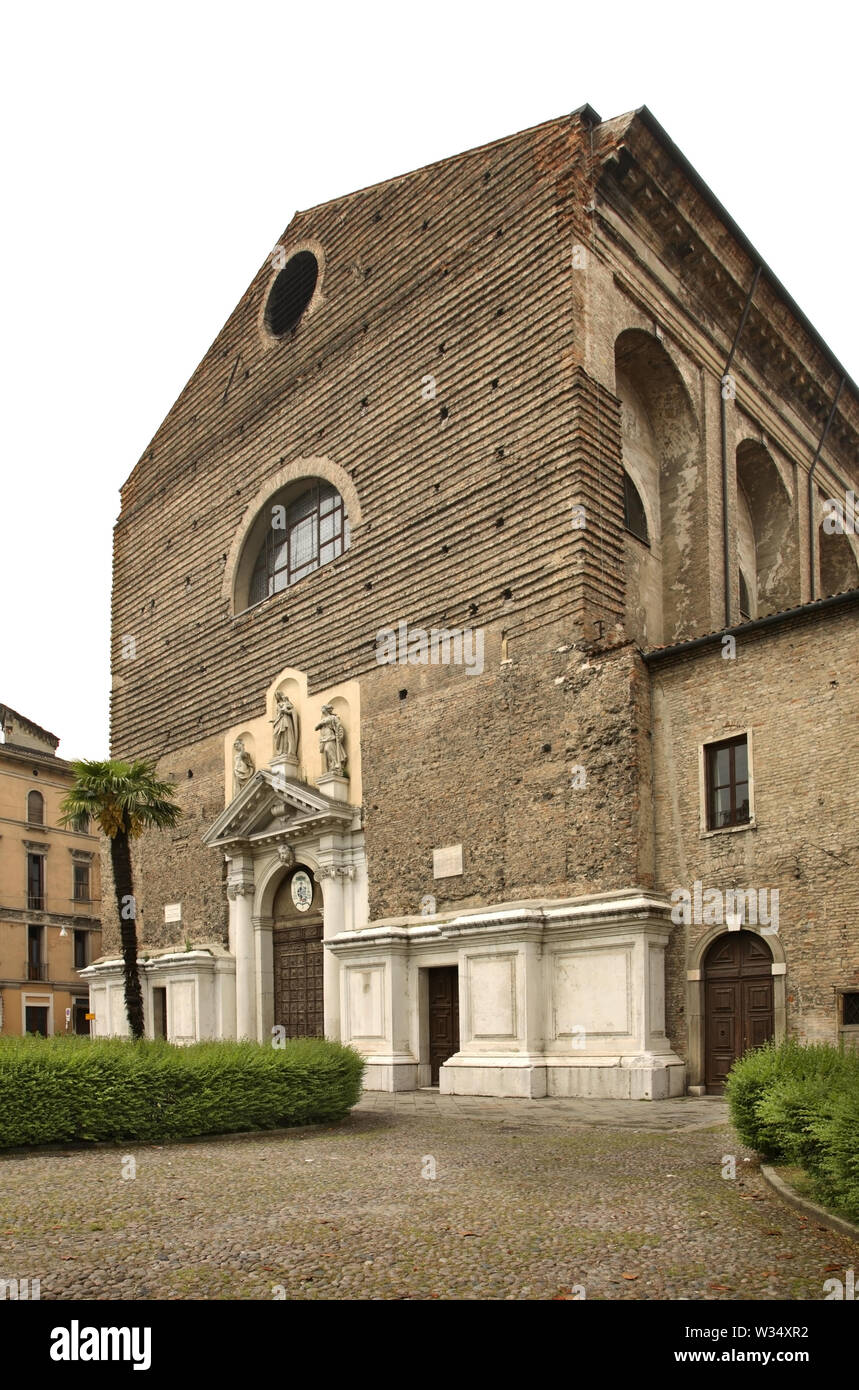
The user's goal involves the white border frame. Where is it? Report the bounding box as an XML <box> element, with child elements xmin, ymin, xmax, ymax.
<box><xmin>698</xmin><ymin>726</ymin><xmax>756</xmax><ymax>838</ymax></box>
<box><xmin>21</xmin><ymin>991</ymin><xmax>53</xmax><ymax>1036</ymax></box>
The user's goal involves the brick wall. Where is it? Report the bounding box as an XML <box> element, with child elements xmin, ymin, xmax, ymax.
<box><xmin>650</xmin><ymin>598</ymin><xmax>859</xmax><ymax>1055</ymax></box>
<box><xmin>361</xmin><ymin>632</ymin><xmax>646</xmax><ymax>921</ymax></box>
<box><xmin>110</xmin><ymin>112</ymin><xmax>620</xmax><ymax>768</ymax></box>
<box><xmin>104</xmin><ymin>100</ymin><xmax>859</xmax><ymax>1071</ymax></box>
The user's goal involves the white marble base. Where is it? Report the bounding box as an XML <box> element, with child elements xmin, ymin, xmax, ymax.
<box><xmin>269</xmin><ymin>753</ymin><xmax>300</xmax><ymax>781</ymax></box>
<box><xmin>362</xmin><ymin>1060</ymin><xmax>418</xmax><ymax>1092</ymax></box>
<box><xmin>81</xmin><ymin>946</ymin><xmax>236</xmax><ymax>1042</ymax></box>
<box><xmin>439</xmin><ymin>1055</ymin><xmax>548</xmax><ymax>1097</ymax></box>
<box><xmin>437</xmin><ymin>1052</ymin><xmax>686</xmax><ymax>1099</ymax></box>
<box><xmin>317</xmin><ymin>772</ymin><xmax>350</xmax><ymax>802</ymax></box>
<box><xmin>545</xmin><ymin>1056</ymin><xmax>686</xmax><ymax>1100</ymax></box>
<box><xmin>328</xmin><ymin>891</ymin><xmax>691</xmax><ymax>1100</ymax></box>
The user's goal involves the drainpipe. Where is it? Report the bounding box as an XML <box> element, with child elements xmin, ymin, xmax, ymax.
<box><xmin>720</xmin><ymin>265</ymin><xmax>761</xmax><ymax>627</ymax></box>
<box><xmin>807</xmin><ymin>376</ymin><xmax>846</xmax><ymax>600</ymax></box>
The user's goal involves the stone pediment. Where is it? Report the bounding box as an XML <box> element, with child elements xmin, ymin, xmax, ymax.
<box><xmin>202</xmin><ymin>769</ymin><xmax>356</xmax><ymax>850</ymax></box>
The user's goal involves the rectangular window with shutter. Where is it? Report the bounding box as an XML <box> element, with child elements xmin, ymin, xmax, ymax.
<box><xmin>27</xmin><ymin>853</ymin><xmax>44</xmax><ymax>910</ymax></box>
<box><xmin>840</xmin><ymin>992</ymin><xmax>859</xmax><ymax>1052</ymax></box>
<box><xmin>73</xmin><ymin>863</ymin><xmax>90</xmax><ymax>901</ymax></box>
<box><xmin>705</xmin><ymin>735</ymin><xmax>751</xmax><ymax>830</ymax></box>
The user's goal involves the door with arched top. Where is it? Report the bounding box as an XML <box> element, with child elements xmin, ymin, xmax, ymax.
<box><xmin>704</xmin><ymin>930</ymin><xmax>774</xmax><ymax>1092</ymax></box>
<box><xmin>272</xmin><ymin>866</ymin><xmax>324</xmax><ymax>1038</ymax></box>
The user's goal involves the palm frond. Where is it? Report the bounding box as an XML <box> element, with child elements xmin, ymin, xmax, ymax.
<box><xmin>59</xmin><ymin>758</ymin><xmax>182</xmax><ymax>839</ymax></box>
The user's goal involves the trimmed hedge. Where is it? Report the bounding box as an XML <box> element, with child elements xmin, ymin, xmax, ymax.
<box><xmin>0</xmin><ymin>1035</ymin><xmax>365</xmax><ymax>1148</ymax></box>
<box><xmin>725</xmin><ymin>1039</ymin><xmax>859</xmax><ymax>1223</ymax></box>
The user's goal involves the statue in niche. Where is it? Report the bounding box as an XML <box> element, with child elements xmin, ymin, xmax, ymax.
<box><xmin>271</xmin><ymin>691</ymin><xmax>299</xmax><ymax>758</ymax></box>
<box><xmin>315</xmin><ymin>704</ymin><xmax>347</xmax><ymax>776</ymax></box>
<box><xmin>233</xmin><ymin>738</ymin><xmax>255</xmax><ymax>794</ymax></box>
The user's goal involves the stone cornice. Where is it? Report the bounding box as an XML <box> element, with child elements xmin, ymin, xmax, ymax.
<box><xmin>327</xmin><ymin>891</ymin><xmax>675</xmax><ymax>952</ymax></box>
<box><xmin>594</xmin><ymin>120</ymin><xmax>858</xmax><ymax>463</ymax></box>
<box><xmin>0</xmin><ymin>815</ymin><xmax>98</xmax><ymax>844</ymax></box>
<box><xmin>0</xmin><ymin>906</ymin><xmax>101</xmax><ymax>927</ymax></box>
<box><xmin>81</xmin><ymin>948</ymin><xmax>232</xmax><ymax>978</ymax></box>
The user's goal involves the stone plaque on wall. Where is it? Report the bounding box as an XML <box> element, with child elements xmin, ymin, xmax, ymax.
<box><xmin>346</xmin><ymin>965</ymin><xmax>386</xmax><ymax>1041</ymax></box>
<box><xmin>553</xmin><ymin>946</ymin><xmax>633</xmax><ymax>1039</ymax></box>
<box><xmin>432</xmin><ymin>844</ymin><xmax>463</xmax><ymax>879</ymax></box>
<box><xmin>164</xmin><ymin>903</ymin><xmax>182</xmax><ymax>923</ymax></box>
<box><xmin>468</xmin><ymin>954</ymin><xmax>518</xmax><ymax>1039</ymax></box>
<box><xmin>171</xmin><ymin>980</ymin><xmax>196</xmax><ymax>1042</ymax></box>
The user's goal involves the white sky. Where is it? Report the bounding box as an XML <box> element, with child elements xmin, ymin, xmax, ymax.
<box><xmin>1</xmin><ymin>0</ymin><xmax>856</xmax><ymax>760</ymax></box>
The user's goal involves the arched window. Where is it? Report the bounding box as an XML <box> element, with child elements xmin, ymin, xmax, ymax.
<box><xmin>623</xmin><ymin>470</ymin><xmax>649</xmax><ymax>545</ymax></box>
<box><xmin>738</xmin><ymin>570</ymin><xmax>752</xmax><ymax>621</ymax></box>
<box><xmin>736</xmin><ymin>442</ymin><xmax>797</xmax><ymax>614</ymax></box>
<box><xmin>819</xmin><ymin>510</ymin><xmax>859</xmax><ymax>597</ymax></box>
<box><xmin>248</xmin><ymin>481</ymin><xmax>350</xmax><ymax>606</ymax></box>
<box><xmin>615</xmin><ymin>330</ymin><xmax>700</xmax><ymax>646</ymax></box>
<box><xmin>27</xmin><ymin>790</ymin><xmax>44</xmax><ymax>825</ymax></box>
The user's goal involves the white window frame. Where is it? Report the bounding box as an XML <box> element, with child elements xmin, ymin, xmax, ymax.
<box><xmin>22</xmin><ymin>992</ymin><xmax>53</xmax><ymax>1036</ymax></box>
<box><xmin>698</xmin><ymin>727</ymin><xmax>756</xmax><ymax>838</ymax></box>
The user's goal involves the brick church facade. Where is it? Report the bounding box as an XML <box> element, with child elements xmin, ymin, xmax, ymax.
<box><xmin>86</xmin><ymin>105</ymin><xmax>859</xmax><ymax>1095</ymax></box>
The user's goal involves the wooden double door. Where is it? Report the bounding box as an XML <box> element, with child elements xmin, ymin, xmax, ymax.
<box><xmin>704</xmin><ymin>931</ymin><xmax>774</xmax><ymax>1093</ymax></box>
<box><xmin>428</xmin><ymin>966</ymin><xmax>460</xmax><ymax>1085</ymax></box>
<box><xmin>272</xmin><ymin>869</ymin><xmax>324</xmax><ymax>1038</ymax></box>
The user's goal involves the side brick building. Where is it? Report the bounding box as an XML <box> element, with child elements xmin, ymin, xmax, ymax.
<box><xmin>0</xmin><ymin>705</ymin><xmax>102</xmax><ymax>1035</ymax></box>
<box><xmin>85</xmin><ymin>105</ymin><xmax>859</xmax><ymax>1095</ymax></box>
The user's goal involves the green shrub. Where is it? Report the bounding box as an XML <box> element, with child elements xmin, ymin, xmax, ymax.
<box><xmin>725</xmin><ymin>1039</ymin><xmax>850</xmax><ymax>1159</ymax></box>
<box><xmin>726</xmin><ymin>1039</ymin><xmax>859</xmax><ymax>1223</ymax></box>
<box><xmin>809</xmin><ymin>1081</ymin><xmax>859</xmax><ymax>1222</ymax></box>
<box><xmin>756</xmin><ymin>1074</ymin><xmax>838</xmax><ymax>1168</ymax></box>
<box><xmin>0</xmin><ymin>1035</ymin><xmax>364</xmax><ymax>1148</ymax></box>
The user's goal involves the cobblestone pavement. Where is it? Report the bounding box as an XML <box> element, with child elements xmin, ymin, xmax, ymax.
<box><xmin>1</xmin><ymin>1094</ymin><xmax>855</xmax><ymax>1301</ymax></box>
<box><xmin>355</xmin><ymin>1090</ymin><xmax>732</xmax><ymax>1130</ymax></box>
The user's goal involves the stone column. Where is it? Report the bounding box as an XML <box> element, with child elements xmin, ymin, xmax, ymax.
<box><xmin>226</xmin><ymin>852</ymin><xmax>255</xmax><ymax>1041</ymax></box>
<box><xmin>315</xmin><ymin>863</ymin><xmax>351</xmax><ymax>1041</ymax></box>
<box><xmin>254</xmin><ymin>915</ymin><xmax>274</xmax><ymax>1043</ymax></box>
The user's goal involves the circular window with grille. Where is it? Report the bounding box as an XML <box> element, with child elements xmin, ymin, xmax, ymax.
<box><xmin>264</xmin><ymin>250</ymin><xmax>319</xmax><ymax>337</ymax></box>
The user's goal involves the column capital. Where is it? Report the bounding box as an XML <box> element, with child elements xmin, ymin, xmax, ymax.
<box><xmin>313</xmin><ymin>864</ymin><xmax>355</xmax><ymax>882</ymax></box>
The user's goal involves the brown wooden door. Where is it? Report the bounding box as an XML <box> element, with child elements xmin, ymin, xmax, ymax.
<box><xmin>428</xmin><ymin>966</ymin><xmax>459</xmax><ymax>1085</ymax></box>
<box><xmin>704</xmin><ymin>931</ymin><xmax>774</xmax><ymax>1092</ymax></box>
<box><xmin>272</xmin><ymin>867</ymin><xmax>324</xmax><ymax>1039</ymax></box>
<box><xmin>152</xmin><ymin>987</ymin><xmax>168</xmax><ymax>1039</ymax></box>
<box><xmin>274</xmin><ymin>920</ymin><xmax>324</xmax><ymax>1038</ymax></box>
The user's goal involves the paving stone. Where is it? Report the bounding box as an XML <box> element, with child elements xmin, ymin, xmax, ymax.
<box><xmin>0</xmin><ymin>1098</ymin><xmax>853</xmax><ymax>1301</ymax></box>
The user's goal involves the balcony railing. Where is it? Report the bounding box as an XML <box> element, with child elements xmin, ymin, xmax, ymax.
<box><xmin>26</xmin><ymin>961</ymin><xmax>48</xmax><ymax>981</ymax></box>
<box><xmin>28</xmin><ymin>893</ymin><xmax>45</xmax><ymax>911</ymax></box>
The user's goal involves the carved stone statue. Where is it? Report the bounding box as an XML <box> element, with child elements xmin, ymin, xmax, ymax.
<box><xmin>315</xmin><ymin>704</ymin><xmax>347</xmax><ymax>776</ymax></box>
<box><xmin>271</xmin><ymin>691</ymin><xmax>299</xmax><ymax>758</ymax></box>
<box><xmin>233</xmin><ymin>738</ymin><xmax>254</xmax><ymax>794</ymax></box>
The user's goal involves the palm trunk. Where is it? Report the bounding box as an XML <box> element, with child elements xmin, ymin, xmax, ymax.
<box><xmin>110</xmin><ymin>829</ymin><xmax>146</xmax><ymax>1040</ymax></box>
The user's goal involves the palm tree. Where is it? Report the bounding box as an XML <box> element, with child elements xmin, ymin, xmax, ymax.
<box><xmin>60</xmin><ymin>760</ymin><xmax>182</xmax><ymax>1040</ymax></box>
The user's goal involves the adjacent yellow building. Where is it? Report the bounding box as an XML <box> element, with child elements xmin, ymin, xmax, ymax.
<box><xmin>0</xmin><ymin>704</ymin><xmax>101</xmax><ymax>1035</ymax></box>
